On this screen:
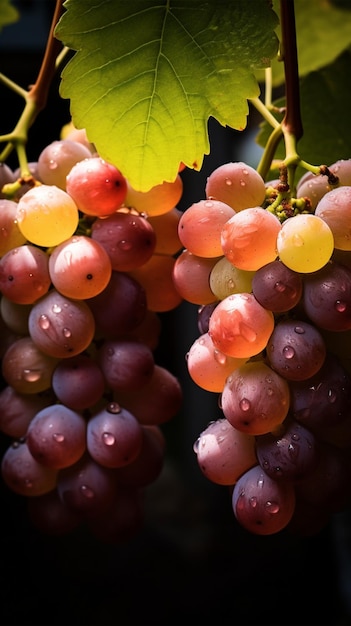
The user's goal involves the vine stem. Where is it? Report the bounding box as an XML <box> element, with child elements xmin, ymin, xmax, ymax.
<box><xmin>0</xmin><ymin>0</ymin><xmax>65</xmax><ymax>174</ymax></box>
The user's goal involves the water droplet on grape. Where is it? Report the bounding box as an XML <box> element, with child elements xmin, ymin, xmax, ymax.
<box><xmin>283</xmin><ymin>345</ymin><xmax>295</xmax><ymax>359</ymax></box>
<box><xmin>80</xmin><ymin>484</ymin><xmax>95</xmax><ymax>499</ymax></box>
<box><xmin>265</xmin><ymin>501</ymin><xmax>280</xmax><ymax>514</ymax></box>
<box><xmin>53</xmin><ymin>433</ymin><xmax>65</xmax><ymax>443</ymax></box>
<box><xmin>335</xmin><ymin>300</ymin><xmax>347</xmax><ymax>312</ymax></box>
<box><xmin>39</xmin><ymin>314</ymin><xmax>50</xmax><ymax>330</ymax></box>
<box><xmin>328</xmin><ymin>388</ymin><xmax>337</xmax><ymax>403</ymax></box>
<box><xmin>294</xmin><ymin>326</ymin><xmax>305</xmax><ymax>334</ymax></box>
<box><xmin>239</xmin><ymin>398</ymin><xmax>251</xmax><ymax>411</ymax></box>
<box><xmin>106</xmin><ymin>402</ymin><xmax>121</xmax><ymax>414</ymax></box>
<box><xmin>193</xmin><ymin>438</ymin><xmax>200</xmax><ymax>453</ymax></box>
<box><xmin>22</xmin><ymin>369</ymin><xmax>41</xmax><ymax>382</ymax></box>
<box><xmin>225</xmin><ymin>178</ymin><xmax>232</xmax><ymax>186</ymax></box>
<box><xmin>62</xmin><ymin>327</ymin><xmax>72</xmax><ymax>338</ymax></box>
<box><xmin>102</xmin><ymin>432</ymin><xmax>116</xmax><ymax>446</ymax></box>
<box><xmin>239</xmin><ymin>321</ymin><xmax>257</xmax><ymax>343</ymax></box>
<box><xmin>24</xmin><ymin>478</ymin><xmax>33</xmax><ymax>488</ymax></box>
<box><xmin>52</xmin><ymin>304</ymin><xmax>62</xmax><ymax>313</ymax></box>
<box><xmin>292</xmin><ymin>233</ymin><xmax>304</xmax><ymax>246</ymax></box>
<box><xmin>49</xmin><ymin>159</ymin><xmax>58</xmax><ymax>170</ymax></box>
<box><xmin>274</xmin><ymin>281</ymin><xmax>286</xmax><ymax>293</ymax></box>
<box><xmin>214</xmin><ymin>349</ymin><xmax>227</xmax><ymax>365</ymax></box>
<box><xmin>118</xmin><ymin>239</ymin><xmax>133</xmax><ymax>251</ymax></box>
<box><xmin>249</xmin><ymin>496</ymin><xmax>258</xmax><ymax>508</ymax></box>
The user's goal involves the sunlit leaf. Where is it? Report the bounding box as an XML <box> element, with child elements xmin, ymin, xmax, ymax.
<box><xmin>55</xmin><ymin>0</ymin><xmax>279</xmax><ymax>191</ymax></box>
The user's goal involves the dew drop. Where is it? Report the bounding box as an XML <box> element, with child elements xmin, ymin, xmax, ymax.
<box><xmin>249</xmin><ymin>496</ymin><xmax>258</xmax><ymax>508</ymax></box>
<box><xmin>52</xmin><ymin>304</ymin><xmax>62</xmax><ymax>313</ymax></box>
<box><xmin>283</xmin><ymin>345</ymin><xmax>295</xmax><ymax>359</ymax></box>
<box><xmin>239</xmin><ymin>398</ymin><xmax>251</xmax><ymax>411</ymax></box>
<box><xmin>62</xmin><ymin>327</ymin><xmax>72</xmax><ymax>338</ymax></box>
<box><xmin>24</xmin><ymin>478</ymin><xmax>33</xmax><ymax>488</ymax></box>
<box><xmin>53</xmin><ymin>433</ymin><xmax>65</xmax><ymax>443</ymax></box>
<box><xmin>328</xmin><ymin>388</ymin><xmax>337</xmax><ymax>403</ymax></box>
<box><xmin>225</xmin><ymin>178</ymin><xmax>232</xmax><ymax>186</ymax></box>
<box><xmin>118</xmin><ymin>239</ymin><xmax>133</xmax><ymax>251</ymax></box>
<box><xmin>294</xmin><ymin>326</ymin><xmax>305</xmax><ymax>334</ymax></box>
<box><xmin>102</xmin><ymin>432</ymin><xmax>116</xmax><ymax>446</ymax></box>
<box><xmin>214</xmin><ymin>349</ymin><xmax>227</xmax><ymax>365</ymax></box>
<box><xmin>274</xmin><ymin>281</ymin><xmax>286</xmax><ymax>293</ymax></box>
<box><xmin>193</xmin><ymin>438</ymin><xmax>200</xmax><ymax>453</ymax></box>
<box><xmin>265</xmin><ymin>501</ymin><xmax>280</xmax><ymax>514</ymax></box>
<box><xmin>335</xmin><ymin>300</ymin><xmax>347</xmax><ymax>313</ymax></box>
<box><xmin>106</xmin><ymin>402</ymin><xmax>121</xmax><ymax>414</ymax></box>
<box><xmin>80</xmin><ymin>484</ymin><xmax>95</xmax><ymax>499</ymax></box>
<box><xmin>39</xmin><ymin>314</ymin><xmax>50</xmax><ymax>330</ymax></box>
<box><xmin>22</xmin><ymin>369</ymin><xmax>41</xmax><ymax>382</ymax></box>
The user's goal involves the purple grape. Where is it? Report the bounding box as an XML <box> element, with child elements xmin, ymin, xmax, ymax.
<box><xmin>97</xmin><ymin>339</ymin><xmax>154</xmax><ymax>392</ymax></box>
<box><xmin>51</xmin><ymin>354</ymin><xmax>105</xmax><ymax>410</ymax></box>
<box><xmin>255</xmin><ymin>418</ymin><xmax>319</xmax><ymax>481</ymax></box>
<box><xmin>302</xmin><ymin>261</ymin><xmax>351</xmax><ymax>331</ymax></box>
<box><xmin>251</xmin><ymin>260</ymin><xmax>303</xmax><ymax>312</ymax></box>
<box><xmin>265</xmin><ymin>319</ymin><xmax>326</xmax><ymax>381</ymax></box>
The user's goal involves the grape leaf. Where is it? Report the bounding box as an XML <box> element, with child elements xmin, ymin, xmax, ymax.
<box><xmin>256</xmin><ymin>50</ymin><xmax>351</xmax><ymax>183</ymax></box>
<box><xmin>256</xmin><ymin>0</ymin><xmax>351</xmax><ymax>87</ymax></box>
<box><xmin>55</xmin><ymin>0</ymin><xmax>279</xmax><ymax>191</ymax></box>
<box><xmin>0</xmin><ymin>0</ymin><xmax>19</xmax><ymax>32</ymax></box>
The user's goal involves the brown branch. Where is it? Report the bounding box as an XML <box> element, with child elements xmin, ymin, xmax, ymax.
<box><xmin>27</xmin><ymin>0</ymin><xmax>65</xmax><ymax>113</ymax></box>
<box><xmin>280</xmin><ymin>0</ymin><xmax>303</xmax><ymax>140</ymax></box>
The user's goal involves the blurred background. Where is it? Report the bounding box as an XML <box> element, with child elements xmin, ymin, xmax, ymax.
<box><xmin>0</xmin><ymin>2</ymin><xmax>350</xmax><ymax>625</ymax></box>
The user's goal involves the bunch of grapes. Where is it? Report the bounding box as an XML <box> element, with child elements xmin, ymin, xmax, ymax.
<box><xmin>175</xmin><ymin>158</ymin><xmax>351</xmax><ymax>537</ymax></box>
<box><xmin>0</xmin><ymin>130</ymin><xmax>184</xmax><ymax>543</ymax></box>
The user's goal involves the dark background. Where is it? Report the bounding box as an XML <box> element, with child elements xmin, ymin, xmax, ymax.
<box><xmin>1</xmin><ymin>2</ymin><xmax>351</xmax><ymax>625</ymax></box>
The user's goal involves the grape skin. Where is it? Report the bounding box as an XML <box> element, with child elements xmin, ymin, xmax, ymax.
<box><xmin>0</xmin><ymin>244</ymin><xmax>51</xmax><ymax>304</ymax></box>
<box><xmin>276</xmin><ymin>213</ymin><xmax>334</xmax><ymax>273</ymax></box>
<box><xmin>0</xmin><ymin>199</ymin><xmax>27</xmax><ymax>256</ymax></box>
<box><xmin>205</xmin><ymin>161</ymin><xmax>266</xmax><ymax>212</ymax></box>
<box><xmin>1</xmin><ymin>440</ymin><xmax>58</xmax><ymax>497</ymax></box>
<box><xmin>37</xmin><ymin>139</ymin><xmax>92</xmax><ymax>190</ymax></box>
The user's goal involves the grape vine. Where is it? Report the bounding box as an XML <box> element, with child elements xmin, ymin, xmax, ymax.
<box><xmin>1</xmin><ymin>0</ymin><xmax>351</xmax><ymax>546</ymax></box>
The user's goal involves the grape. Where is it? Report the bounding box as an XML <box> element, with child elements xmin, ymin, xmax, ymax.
<box><xmin>66</xmin><ymin>156</ymin><xmax>127</xmax><ymax>217</ymax></box>
<box><xmin>208</xmin><ymin>292</ymin><xmax>275</xmax><ymax>358</ymax></box>
<box><xmin>205</xmin><ymin>161</ymin><xmax>266</xmax><ymax>211</ymax></box>
<box><xmin>60</xmin><ymin>121</ymin><xmax>96</xmax><ymax>154</ymax></box>
<box><xmin>125</xmin><ymin>175</ymin><xmax>183</xmax><ymax>217</ymax></box>
<box><xmin>87</xmin><ymin>270</ymin><xmax>147</xmax><ymax>338</ymax></box>
<box><xmin>221</xmin><ymin>207</ymin><xmax>282</xmax><ymax>271</ymax></box>
<box><xmin>147</xmin><ymin>208</ymin><xmax>183</xmax><ymax>256</ymax></box>
<box><xmin>28</xmin><ymin>289</ymin><xmax>95</xmax><ymax>358</ymax></box>
<box><xmin>0</xmin><ymin>244</ymin><xmax>51</xmax><ymax>304</ymax></box>
<box><xmin>0</xmin><ymin>297</ymin><xmax>32</xmax><ymax>335</ymax></box>
<box><xmin>296</xmin><ymin>172</ymin><xmax>334</xmax><ymax>209</ymax></box>
<box><xmin>193</xmin><ymin>418</ymin><xmax>257</xmax><ymax>485</ymax></box>
<box><xmin>120</xmin><ymin>308</ymin><xmax>162</xmax><ymax>351</ymax></box>
<box><xmin>48</xmin><ymin>235</ymin><xmax>112</xmax><ymax>299</ymax></box>
<box><xmin>128</xmin><ymin>254</ymin><xmax>183</xmax><ymax>312</ymax></box>
<box><xmin>0</xmin><ymin>199</ymin><xmax>27</xmax><ymax>256</ymax></box>
<box><xmin>114</xmin><ymin>364</ymin><xmax>182</xmax><ymax>425</ymax></box>
<box><xmin>314</xmin><ymin>186</ymin><xmax>351</xmax><ymax>251</ymax></box>
<box><xmin>115</xmin><ymin>425</ymin><xmax>166</xmax><ymax>487</ymax></box>
<box><xmin>266</xmin><ymin>319</ymin><xmax>326</xmax><ymax>381</ymax></box>
<box><xmin>232</xmin><ymin>464</ymin><xmax>296</xmax><ymax>535</ymax></box>
<box><xmin>288</xmin><ymin>352</ymin><xmax>351</xmax><ymax>429</ymax></box>
<box><xmin>220</xmin><ymin>360</ymin><xmax>290</xmax><ymax>435</ymax></box>
<box><xmin>172</xmin><ymin>250</ymin><xmax>218</xmax><ymax>305</ymax></box>
<box><xmin>209</xmin><ymin>257</ymin><xmax>255</xmax><ymax>301</ymax></box>
<box><xmin>329</xmin><ymin>158</ymin><xmax>351</xmax><ymax>185</ymax></box>
<box><xmin>27</xmin><ymin>488</ymin><xmax>82</xmax><ymax>536</ymax></box>
<box><xmin>16</xmin><ymin>184</ymin><xmax>79</xmax><ymax>247</ymax></box>
<box><xmin>251</xmin><ymin>260</ymin><xmax>303</xmax><ymax>312</ymax></box>
<box><xmin>97</xmin><ymin>339</ymin><xmax>155</xmax><ymax>392</ymax></box>
<box><xmin>37</xmin><ymin>139</ymin><xmax>93</xmax><ymax>189</ymax></box>
<box><xmin>0</xmin><ymin>385</ymin><xmax>55</xmax><ymax>438</ymax></box>
<box><xmin>26</xmin><ymin>404</ymin><xmax>87</xmax><ymax>469</ymax></box>
<box><xmin>197</xmin><ymin>301</ymin><xmax>219</xmax><ymax>334</ymax></box>
<box><xmin>255</xmin><ymin>417</ymin><xmax>319</xmax><ymax>481</ymax></box>
<box><xmin>1</xmin><ymin>439</ymin><xmax>57</xmax><ymax>497</ymax></box>
<box><xmin>86</xmin><ymin>402</ymin><xmax>143</xmax><ymax>469</ymax></box>
<box><xmin>186</xmin><ymin>331</ymin><xmax>247</xmax><ymax>393</ymax></box>
<box><xmin>1</xmin><ymin>335</ymin><xmax>58</xmax><ymax>394</ymax></box>
<box><xmin>276</xmin><ymin>213</ymin><xmax>334</xmax><ymax>273</ymax></box>
<box><xmin>91</xmin><ymin>211</ymin><xmax>156</xmax><ymax>271</ymax></box>
<box><xmin>51</xmin><ymin>355</ymin><xmax>106</xmax><ymax>411</ymax></box>
<box><xmin>56</xmin><ymin>453</ymin><xmax>118</xmax><ymax>516</ymax></box>
<box><xmin>177</xmin><ymin>199</ymin><xmax>235</xmax><ymax>257</ymax></box>
<box><xmin>302</xmin><ymin>261</ymin><xmax>351</xmax><ymax>332</ymax></box>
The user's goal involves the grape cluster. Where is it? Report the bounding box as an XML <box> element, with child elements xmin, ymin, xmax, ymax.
<box><xmin>176</xmin><ymin>159</ymin><xmax>351</xmax><ymax>536</ymax></box>
<box><xmin>0</xmin><ymin>130</ymin><xmax>184</xmax><ymax>543</ymax></box>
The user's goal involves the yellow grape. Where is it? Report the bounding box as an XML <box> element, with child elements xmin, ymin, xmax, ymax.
<box><xmin>209</xmin><ymin>256</ymin><xmax>255</xmax><ymax>300</ymax></box>
<box><xmin>16</xmin><ymin>185</ymin><xmax>79</xmax><ymax>247</ymax></box>
<box><xmin>276</xmin><ymin>213</ymin><xmax>334</xmax><ymax>273</ymax></box>
<box><xmin>125</xmin><ymin>175</ymin><xmax>183</xmax><ymax>217</ymax></box>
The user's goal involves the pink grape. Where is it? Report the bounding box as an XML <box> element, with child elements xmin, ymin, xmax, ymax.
<box><xmin>66</xmin><ymin>156</ymin><xmax>127</xmax><ymax>217</ymax></box>
<box><xmin>97</xmin><ymin>339</ymin><xmax>154</xmax><ymax>392</ymax></box>
<box><xmin>1</xmin><ymin>439</ymin><xmax>58</xmax><ymax>497</ymax></box>
<box><xmin>177</xmin><ymin>198</ymin><xmax>235</xmax><ymax>257</ymax></box>
<box><xmin>0</xmin><ymin>244</ymin><xmax>51</xmax><ymax>304</ymax></box>
<box><xmin>48</xmin><ymin>235</ymin><xmax>112</xmax><ymax>299</ymax></box>
<box><xmin>37</xmin><ymin>139</ymin><xmax>92</xmax><ymax>189</ymax></box>
<box><xmin>205</xmin><ymin>161</ymin><xmax>266</xmax><ymax>211</ymax></box>
<box><xmin>0</xmin><ymin>385</ymin><xmax>55</xmax><ymax>438</ymax></box>
<box><xmin>208</xmin><ymin>292</ymin><xmax>275</xmax><ymax>358</ymax></box>
<box><xmin>1</xmin><ymin>335</ymin><xmax>58</xmax><ymax>394</ymax></box>
<box><xmin>51</xmin><ymin>354</ymin><xmax>106</xmax><ymax>411</ymax></box>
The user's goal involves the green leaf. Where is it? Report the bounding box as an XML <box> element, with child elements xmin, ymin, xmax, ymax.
<box><xmin>257</xmin><ymin>0</ymin><xmax>351</xmax><ymax>87</ymax></box>
<box><xmin>0</xmin><ymin>0</ymin><xmax>19</xmax><ymax>32</ymax></box>
<box><xmin>256</xmin><ymin>50</ymin><xmax>351</xmax><ymax>183</ymax></box>
<box><xmin>55</xmin><ymin>0</ymin><xmax>279</xmax><ymax>191</ymax></box>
